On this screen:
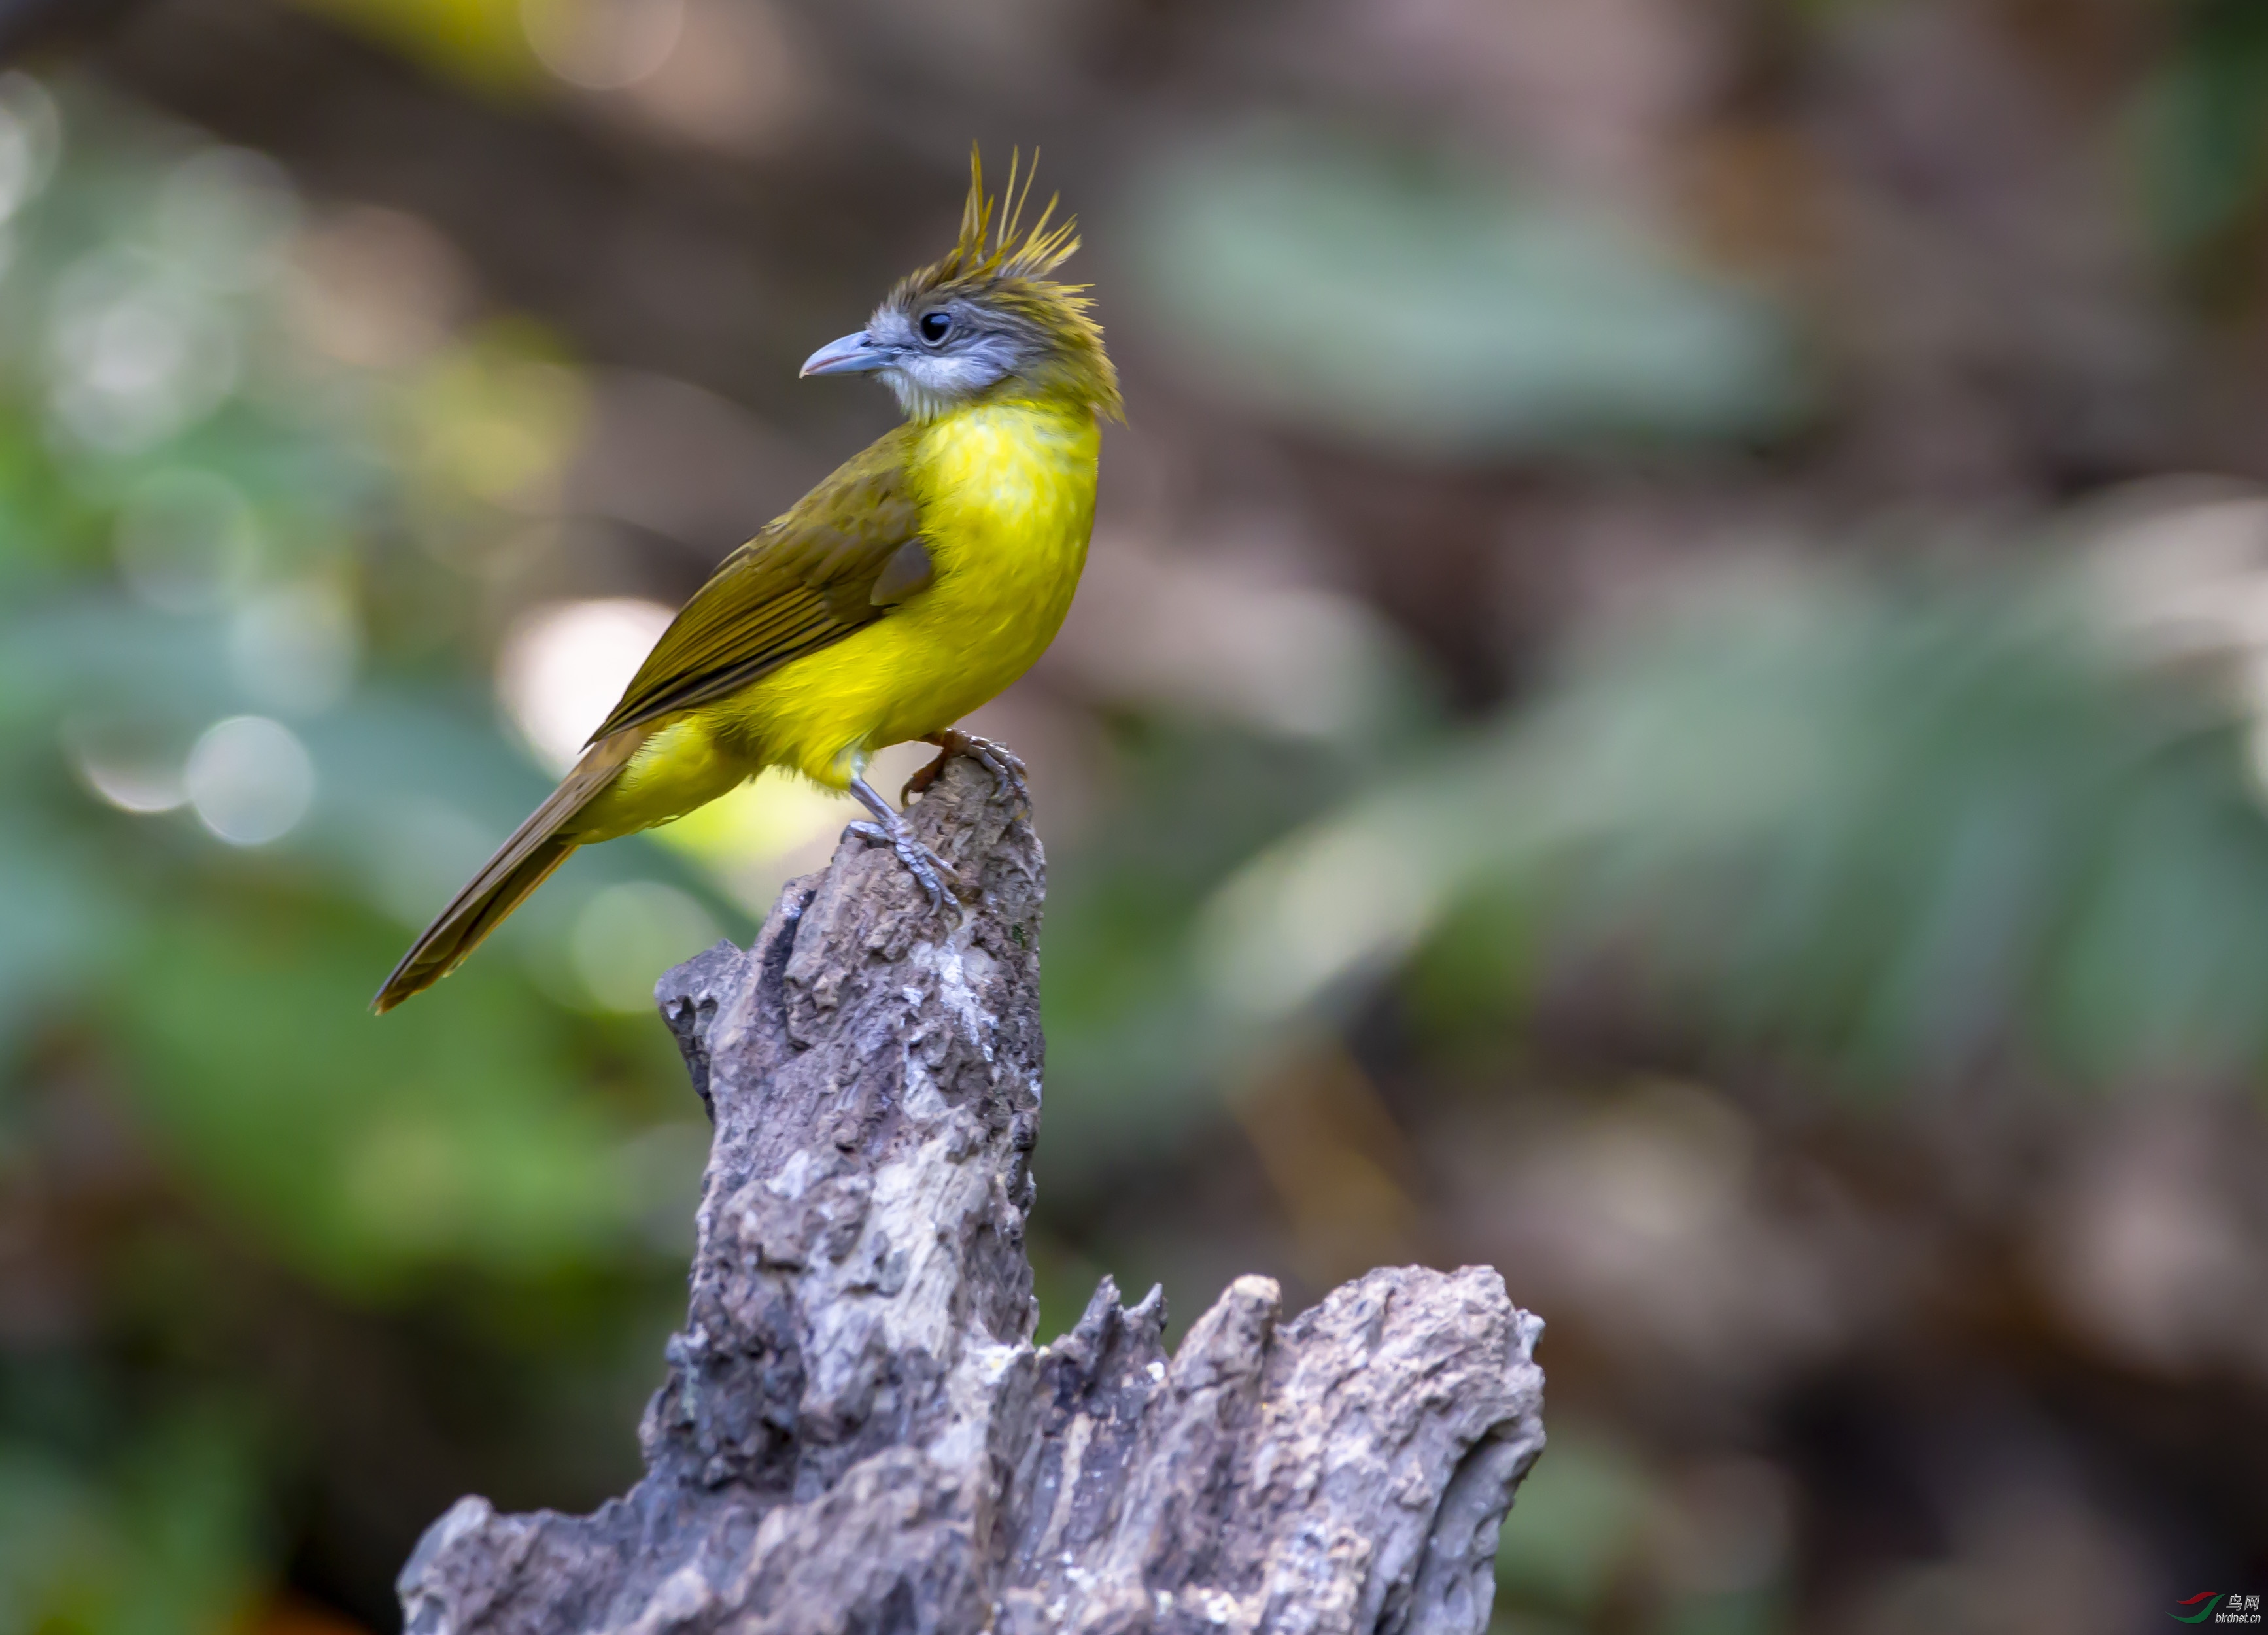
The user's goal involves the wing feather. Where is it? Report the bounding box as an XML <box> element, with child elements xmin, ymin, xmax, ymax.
<box><xmin>589</xmin><ymin>428</ymin><xmax>925</xmax><ymax>742</ymax></box>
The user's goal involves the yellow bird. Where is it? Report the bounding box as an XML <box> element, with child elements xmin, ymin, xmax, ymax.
<box><xmin>375</xmin><ymin>153</ymin><xmax>1118</xmax><ymax>1012</ymax></box>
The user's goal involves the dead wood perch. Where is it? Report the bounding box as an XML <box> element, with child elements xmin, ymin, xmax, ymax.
<box><xmin>396</xmin><ymin>757</ymin><xmax>1547</xmax><ymax>1635</ymax></box>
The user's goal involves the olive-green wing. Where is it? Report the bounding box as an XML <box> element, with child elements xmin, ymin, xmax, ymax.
<box><xmin>587</xmin><ymin>428</ymin><xmax>935</xmax><ymax>742</ymax></box>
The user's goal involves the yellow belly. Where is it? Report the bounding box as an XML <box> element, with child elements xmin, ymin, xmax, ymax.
<box><xmin>577</xmin><ymin>396</ymin><xmax>1097</xmax><ymax>836</ymax></box>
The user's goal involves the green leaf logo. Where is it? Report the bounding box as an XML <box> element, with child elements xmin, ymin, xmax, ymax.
<box><xmin>2174</xmin><ymin>1593</ymin><xmax>2224</xmax><ymax>1623</ymax></box>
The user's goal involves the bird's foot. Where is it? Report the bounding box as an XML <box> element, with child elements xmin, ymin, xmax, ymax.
<box><xmin>902</xmin><ymin>729</ymin><xmax>1029</xmax><ymax>810</ymax></box>
<box><xmin>844</xmin><ymin>819</ymin><xmax>955</xmax><ymax>912</ymax></box>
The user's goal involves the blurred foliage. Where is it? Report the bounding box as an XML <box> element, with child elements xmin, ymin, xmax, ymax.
<box><xmin>0</xmin><ymin>78</ymin><xmax>727</xmax><ymax>1626</ymax></box>
<box><xmin>1209</xmin><ymin>564</ymin><xmax>2268</xmax><ymax>1092</ymax></box>
<box><xmin>1038</xmin><ymin>720</ymin><xmax>1371</xmax><ymax>1182</ymax></box>
<box><xmin>1128</xmin><ymin>127</ymin><xmax>1810</xmax><ymax>462</ymax></box>
<box><xmin>2136</xmin><ymin>0</ymin><xmax>2268</xmax><ymax>264</ymax></box>
<box><xmin>0</xmin><ymin>1408</ymin><xmax>266</xmax><ymax>1635</ymax></box>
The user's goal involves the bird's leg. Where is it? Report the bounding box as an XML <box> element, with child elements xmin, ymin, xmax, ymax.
<box><xmin>901</xmin><ymin>729</ymin><xmax>1029</xmax><ymax>809</ymax></box>
<box><xmin>846</xmin><ymin>777</ymin><xmax>955</xmax><ymax>911</ymax></box>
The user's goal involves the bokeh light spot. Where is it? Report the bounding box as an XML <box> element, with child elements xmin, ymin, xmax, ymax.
<box><xmin>521</xmin><ymin>0</ymin><xmax>687</xmax><ymax>90</ymax></box>
<box><xmin>498</xmin><ymin>597</ymin><xmax>674</xmax><ymax>772</ymax></box>
<box><xmin>184</xmin><ymin>715</ymin><xmax>317</xmax><ymax>846</ymax></box>
<box><xmin>63</xmin><ymin>715</ymin><xmax>188</xmax><ymax>814</ymax></box>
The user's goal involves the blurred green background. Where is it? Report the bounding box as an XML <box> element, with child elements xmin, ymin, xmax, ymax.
<box><xmin>0</xmin><ymin>0</ymin><xmax>2265</xmax><ymax>1630</ymax></box>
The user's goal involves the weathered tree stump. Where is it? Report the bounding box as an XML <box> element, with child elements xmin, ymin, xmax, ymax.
<box><xmin>397</xmin><ymin>757</ymin><xmax>1546</xmax><ymax>1635</ymax></box>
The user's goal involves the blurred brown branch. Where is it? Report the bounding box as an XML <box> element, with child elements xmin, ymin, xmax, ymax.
<box><xmin>394</xmin><ymin>756</ymin><xmax>1546</xmax><ymax>1635</ymax></box>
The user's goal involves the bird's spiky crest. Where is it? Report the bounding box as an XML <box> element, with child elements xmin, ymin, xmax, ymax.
<box><xmin>924</xmin><ymin>145</ymin><xmax>1082</xmax><ymax>290</ymax></box>
<box><xmin>887</xmin><ymin>146</ymin><xmax>1120</xmax><ymax>419</ymax></box>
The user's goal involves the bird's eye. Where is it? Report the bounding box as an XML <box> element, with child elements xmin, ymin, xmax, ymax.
<box><xmin>918</xmin><ymin>310</ymin><xmax>953</xmax><ymax>345</ymax></box>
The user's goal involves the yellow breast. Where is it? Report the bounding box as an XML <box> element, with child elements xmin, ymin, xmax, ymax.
<box><xmin>736</xmin><ymin>396</ymin><xmax>1100</xmax><ymax>786</ymax></box>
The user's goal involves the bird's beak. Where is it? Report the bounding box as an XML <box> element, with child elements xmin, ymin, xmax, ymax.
<box><xmin>799</xmin><ymin>330</ymin><xmax>887</xmax><ymax>378</ymax></box>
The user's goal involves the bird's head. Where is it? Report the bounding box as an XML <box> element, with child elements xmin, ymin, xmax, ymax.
<box><xmin>800</xmin><ymin>150</ymin><xmax>1122</xmax><ymax>423</ymax></box>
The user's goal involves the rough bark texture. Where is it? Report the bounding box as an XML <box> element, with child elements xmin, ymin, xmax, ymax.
<box><xmin>396</xmin><ymin>758</ymin><xmax>1547</xmax><ymax>1635</ymax></box>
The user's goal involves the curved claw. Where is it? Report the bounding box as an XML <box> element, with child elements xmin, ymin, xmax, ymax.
<box><xmin>903</xmin><ymin>730</ymin><xmax>1030</xmax><ymax>811</ymax></box>
<box><xmin>963</xmin><ymin>736</ymin><xmax>1029</xmax><ymax>807</ymax></box>
<box><xmin>845</xmin><ymin>820</ymin><xmax>951</xmax><ymax>912</ymax></box>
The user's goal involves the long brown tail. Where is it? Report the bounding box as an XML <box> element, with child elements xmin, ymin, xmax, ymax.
<box><xmin>371</xmin><ymin>730</ymin><xmax>647</xmax><ymax>1013</ymax></box>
